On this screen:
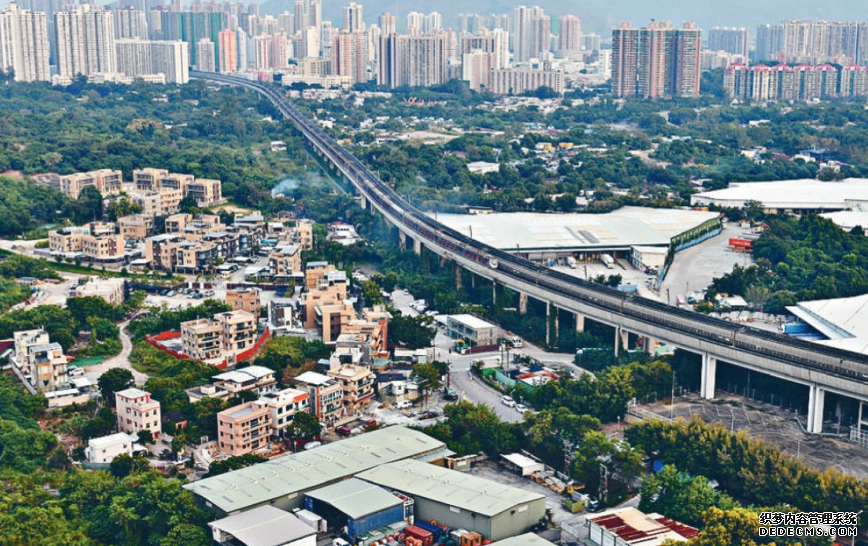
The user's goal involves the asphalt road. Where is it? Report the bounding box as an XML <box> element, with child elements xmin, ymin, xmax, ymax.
<box><xmin>391</xmin><ymin>286</ymin><xmax>587</xmax><ymax>423</ymax></box>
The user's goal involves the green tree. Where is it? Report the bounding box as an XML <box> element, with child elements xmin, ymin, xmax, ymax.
<box><xmin>98</xmin><ymin>368</ymin><xmax>134</xmax><ymax>405</ymax></box>
<box><xmin>285</xmin><ymin>410</ymin><xmax>321</xmax><ymax>441</ymax></box>
<box><xmin>137</xmin><ymin>429</ymin><xmax>154</xmax><ymax>445</ymax></box>
<box><xmin>389</xmin><ymin>312</ymin><xmax>436</xmax><ymax>349</ymax></box>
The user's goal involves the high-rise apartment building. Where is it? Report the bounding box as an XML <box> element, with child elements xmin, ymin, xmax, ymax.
<box><xmin>0</xmin><ymin>4</ymin><xmax>50</xmax><ymax>82</ymax></box>
<box><xmin>611</xmin><ymin>20</ymin><xmax>701</xmax><ymax>98</ymax></box>
<box><xmin>611</xmin><ymin>22</ymin><xmax>639</xmax><ymax>97</ymax></box>
<box><xmin>530</xmin><ymin>10</ymin><xmax>550</xmax><ymax>60</ymax></box>
<box><xmin>342</xmin><ymin>2</ymin><xmax>363</xmax><ymax>33</ymax></box>
<box><xmin>379</xmin><ymin>12</ymin><xmax>395</xmax><ymax>36</ymax></box>
<box><xmin>217</xmin><ymin>27</ymin><xmax>236</xmax><ymax>72</ymax></box>
<box><xmin>705</xmin><ymin>27</ymin><xmax>749</xmax><ymax>57</ymax></box>
<box><xmin>55</xmin><ymin>5</ymin><xmax>117</xmax><ymax>78</ymax></box>
<box><xmin>378</xmin><ymin>32</ymin><xmax>446</xmax><ymax>88</ymax></box>
<box><xmin>755</xmin><ymin>23</ymin><xmax>784</xmax><ymax>62</ymax></box>
<box><xmin>557</xmin><ymin>14</ymin><xmax>581</xmax><ymax>53</ymax></box>
<box><xmin>462</xmin><ymin>48</ymin><xmax>493</xmax><ymax>90</ymax></box>
<box><xmin>116</xmin><ymin>8</ymin><xmax>148</xmax><ymax>39</ymax></box>
<box><xmin>406</xmin><ymin>11</ymin><xmax>423</xmax><ymax>35</ymax></box>
<box><xmin>331</xmin><ymin>30</ymin><xmax>367</xmax><ymax>83</ymax></box>
<box><xmin>197</xmin><ymin>37</ymin><xmax>215</xmax><ymax>71</ymax></box>
<box><xmin>458</xmin><ymin>28</ymin><xmax>509</xmax><ymax>69</ymax></box>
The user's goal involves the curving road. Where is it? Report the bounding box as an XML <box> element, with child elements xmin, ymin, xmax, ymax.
<box><xmin>84</xmin><ymin>322</ymin><xmax>149</xmax><ymax>386</ymax></box>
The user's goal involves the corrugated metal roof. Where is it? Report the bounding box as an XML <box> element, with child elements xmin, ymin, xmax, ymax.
<box><xmin>185</xmin><ymin>426</ymin><xmax>447</xmax><ymax>513</ymax></box>
<box><xmin>356</xmin><ymin>459</ymin><xmax>545</xmax><ymax>518</ymax></box>
<box><xmin>305</xmin><ymin>478</ymin><xmax>402</xmax><ymax>519</ymax></box>
<box><xmin>208</xmin><ymin>505</ymin><xmax>315</xmax><ymax>546</ymax></box>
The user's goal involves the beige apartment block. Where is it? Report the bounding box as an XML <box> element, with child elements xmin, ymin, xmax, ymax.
<box><xmin>217</xmin><ymin>401</ymin><xmax>270</xmax><ymax>455</ymax></box>
<box><xmin>227</xmin><ymin>288</ymin><xmax>261</xmax><ymax>318</ymax></box>
<box><xmin>13</xmin><ymin>329</ymin><xmax>69</xmax><ymax>392</ymax></box>
<box><xmin>118</xmin><ymin>214</ymin><xmax>154</xmax><ymax>241</ymax></box>
<box><xmin>268</xmin><ymin>245</ymin><xmax>301</xmax><ymax>278</ymax></box>
<box><xmin>72</xmin><ymin>276</ymin><xmax>126</xmax><ymax>305</ymax></box>
<box><xmin>60</xmin><ymin>169</ymin><xmax>123</xmax><ymax>198</ymax></box>
<box><xmin>181</xmin><ymin>318</ymin><xmax>223</xmax><ymax>361</ymax></box>
<box><xmin>216</xmin><ymin>310</ymin><xmax>257</xmax><ymax>355</ymax></box>
<box><xmin>327</xmin><ymin>365</ymin><xmax>375</xmax><ymax>415</ymax></box>
<box><xmin>133</xmin><ymin>168</ymin><xmax>169</xmax><ymax>191</ymax></box>
<box><xmin>186</xmin><ymin>178</ymin><xmax>223</xmax><ymax>206</ymax></box>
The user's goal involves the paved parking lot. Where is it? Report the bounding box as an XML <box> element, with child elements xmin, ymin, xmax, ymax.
<box><xmin>630</xmin><ymin>394</ymin><xmax>868</xmax><ymax>481</ymax></box>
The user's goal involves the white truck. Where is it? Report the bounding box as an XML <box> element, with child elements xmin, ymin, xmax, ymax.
<box><xmin>566</xmin><ymin>256</ymin><xmax>577</xmax><ymax>269</ymax></box>
<box><xmin>601</xmin><ymin>254</ymin><xmax>615</xmax><ymax>269</ymax></box>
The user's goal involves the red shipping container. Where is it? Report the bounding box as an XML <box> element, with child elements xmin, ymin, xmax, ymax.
<box><xmin>404</xmin><ymin>525</ymin><xmax>434</xmax><ymax>546</ymax></box>
<box><xmin>729</xmin><ymin>238</ymin><xmax>752</xmax><ymax>249</ymax></box>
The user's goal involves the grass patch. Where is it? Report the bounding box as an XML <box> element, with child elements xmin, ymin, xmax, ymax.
<box><xmin>70</xmin><ymin>356</ymin><xmax>106</xmax><ymax>367</ymax></box>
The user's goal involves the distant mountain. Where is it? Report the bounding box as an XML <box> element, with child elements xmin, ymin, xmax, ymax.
<box><xmin>260</xmin><ymin>0</ymin><xmax>868</xmax><ymax>38</ymax></box>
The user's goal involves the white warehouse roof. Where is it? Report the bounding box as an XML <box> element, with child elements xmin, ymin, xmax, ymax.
<box><xmin>788</xmin><ymin>294</ymin><xmax>868</xmax><ymax>354</ymax></box>
<box><xmin>691</xmin><ymin>178</ymin><xmax>868</xmax><ymax>210</ymax></box>
<box><xmin>431</xmin><ymin>207</ymin><xmax>719</xmax><ymax>252</ymax></box>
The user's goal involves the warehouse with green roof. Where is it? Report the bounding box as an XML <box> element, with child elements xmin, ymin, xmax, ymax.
<box><xmin>185</xmin><ymin>426</ymin><xmax>452</xmax><ymax>516</ymax></box>
<box><xmin>356</xmin><ymin>459</ymin><xmax>546</xmax><ymax>541</ymax></box>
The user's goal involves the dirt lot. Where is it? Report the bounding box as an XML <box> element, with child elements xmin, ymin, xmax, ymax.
<box><xmin>629</xmin><ymin>393</ymin><xmax>868</xmax><ymax>480</ymax></box>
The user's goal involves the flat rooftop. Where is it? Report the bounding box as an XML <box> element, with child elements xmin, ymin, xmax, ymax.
<box><xmin>447</xmin><ymin>314</ymin><xmax>496</xmax><ymax>330</ymax></box>
<box><xmin>431</xmin><ymin>207</ymin><xmax>719</xmax><ymax>252</ymax></box>
<box><xmin>184</xmin><ymin>426</ymin><xmax>450</xmax><ymax>514</ymax></box>
<box><xmin>692</xmin><ymin>178</ymin><xmax>868</xmax><ymax>210</ymax></box>
<box><xmin>356</xmin><ymin>459</ymin><xmax>545</xmax><ymax>518</ymax></box>
<box><xmin>208</xmin><ymin>505</ymin><xmax>315</xmax><ymax>546</ymax></box>
<box><xmin>305</xmin><ymin>477</ymin><xmax>402</xmax><ymax>520</ymax></box>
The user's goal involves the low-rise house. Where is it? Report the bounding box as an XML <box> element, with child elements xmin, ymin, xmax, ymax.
<box><xmin>115</xmin><ymin>387</ymin><xmax>161</xmax><ymax>439</ymax></box>
<box><xmin>327</xmin><ymin>365</ymin><xmax>375</xmax><ymax>416</ymax></box>
<box><xmin>72</xmin><ymin>277</ymin><xmax>126</xmax><ymax>305</ymax></box>
<box><xmin>85</xmin><ymin>432</ymin><xmax>136</xmax><ymax>464</ymax></box>
<box><xmin>294</xmin><ymin>371</ymin><xmax>344</xmax><ymax>425</ymax></box>
<box><xmin>212</xmin><ymin>365</ymin><xmax>277</xmax><ymax>396</ymax></box>
<box><xmin>217</xmin><ymin>401</ymin><xmax>270</xmax><ymax>455</ymax></box>
<box><xmin>256</xmin><ymin>387</ymin><xmax>311</xmax><ymax>438</ymax></box>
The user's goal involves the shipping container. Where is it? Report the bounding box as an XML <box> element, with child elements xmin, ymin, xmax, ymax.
<box><xmin>728</xmin><ymin>238</ymin><xmax>753</xmax><ymax>249</ymax></box>
<box><xmin>404</xmin><ymin>525</ymin><xmax>434</xmax><ymax>546</ymax></box>
<box><xmin>412</xmin><ymin>521</ymin><xmax>444</xmax><ymax>540</ymax></box>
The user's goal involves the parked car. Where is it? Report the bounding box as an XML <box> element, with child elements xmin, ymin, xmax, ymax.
<box><xmin>419</xmin><ymin>411</ymin><xmax>439</xmax><ymax>420</ymax></box>
<box><xmin>336</xmin><ymin>425</ymin><xmax>352</xmax><ymax>436</ymax></box>
<box><xmin>159</xmin><ymin>289</ymin><xmax>169</xmax><ymax>296</ymax></box>
<box><xmin>515</xmin><ymin>404</ymin><xmax>528</xmax><ymax>413</ymax></box>
<box><xmin>166</xmin><ymin>290</ymin><xmax>177</xmax><ymax>297</ymax></box>
<box><xmin>501</xmin><ymin>396</ymin><xmax>516</xmax><ymax>407</ymax></box>
<box><xmin>395</xmin><ymin>400</ymin><xmax>412</xmax><ymax>409</ymax></box>
<box><xmin>361</xmin><ymin>419</ymin><xmax>377</xmax><ymax>429</ymax></box>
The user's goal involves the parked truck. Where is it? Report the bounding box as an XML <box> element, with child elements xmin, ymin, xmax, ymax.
<box><xmin>566</xmin><ymin>256</ymin><xmax>577</xmax><ymax>269</ymax></box>
<box><xmin>601</xmin><ymin>254</ymin><xmax>615</xmax><ymax>269</ymax></box>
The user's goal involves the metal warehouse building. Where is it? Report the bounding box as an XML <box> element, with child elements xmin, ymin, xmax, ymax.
<box><xmin>304</xmin><ymin>477</ymin><xmax>414</xmax><ymax>539</ymax></box>
<box><xmin>185</xmin><ymin>426</ymin><xmax>453</xmax><ymax>516</ymax></box>
<box><xmin>356</xmin><ymin>459</ymin><xmax>547</xmax><ymax>541</ymax></box>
